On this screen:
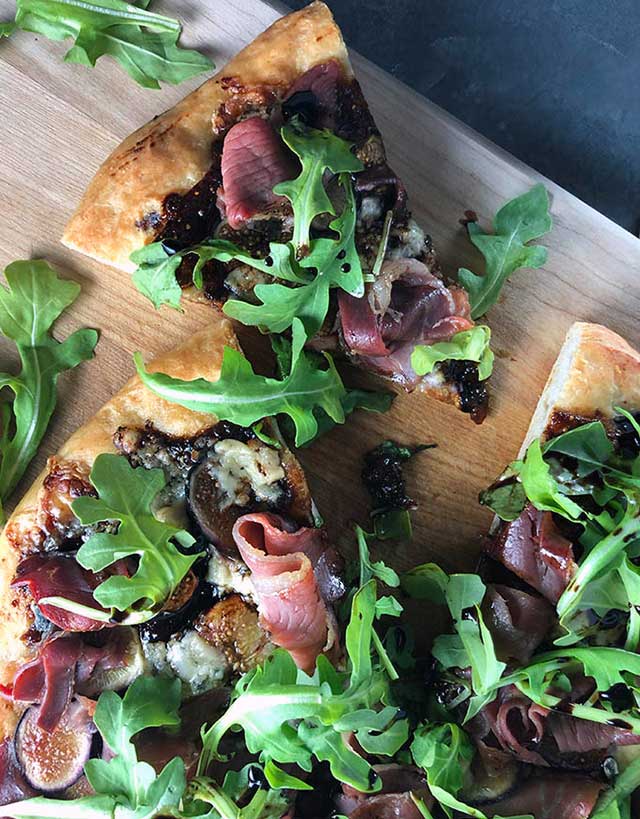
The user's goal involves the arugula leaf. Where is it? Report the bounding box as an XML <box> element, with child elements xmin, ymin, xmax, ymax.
<box><xmin>0</xmin><ymin>21</ymin><xmax>16</xmax><ymax>35</ymax></box>
<box><xmin>188</xmin><ymin>768</ymin><xmax>291</xmax><ymax>818</ymax></box>
<box><xmin>269</xmin><ymin>326</ymin><xmax>393</xmax><ymax>446</ymax></box>
<box><xmin>7</xmin><ymin>0</ymin><xmax>212</xmax><ymax>89</ymax></box>
<box><xmin>403</xmin><ymin>566</ymin><xmax>506</xmax><ymax>720</ymax></box>
<box><xmin>0</xmin><ymin>260</ymin><xmax>97</xmax><ymax>521</ymax></box>
<box><xmin>134</xmin><ymin>318</ymin><xmax>350</xmax><ymax>447</ymax></box>
<box><xmin>458</xmin><ymin>184</ymin><xmax>552</xmax><ymax>319</ymax></box>
<box><xmin>131</xmin><ymin>126</ymin><xmax>365</xmax><ymax>337</ymax></box>
<box><xmin>556</xmin><ymin>496</ymin><xmax>640</xmax><ymax>629</ymax></box>
<box><xmin>73</xmin><ymin>453</ymin><xmax>199</xmax><ymax>619</ymax></box>
<box><xmin>411</xmin><ymin>723</ymin><xmax>532</xmax><ymax>819</ymax></box>
<box><xmin>2</xmin><ymin>676</ymin><xmax>186</xmax><ymax>819</ymax></box>
<box><xmin>478</xmin><ymin>468</ymin><xmax>527</xmax><ymax>521</ymax></box>
<box><xmin>411</xmin><ymin>326</ymin><xmax>494</xmax><ymax>381</ymax></box>
<box><xmin>544</xmin><ymin>420</ymin><xmax>614</xmax><ymax>477</ymax></box>
<box><xmin>400</xmin><ymin>562</ymin><xmax>449</xmax><ymax>604</ymax></box>
<box><xmin>356</xmin><ymin>524</ymin><xmax>401</xmax><ymax>588</ymax></box>
<box><xmin>225</xmin><ymin>174</ymin><xmax>363</xmax><ymax>337</ymax></box>
<box><xmin>518</xmin><ymin>438</ymin><xmax>585</xmax><ymax>519</ymax></box>
<box><xmin>275</xmin><ymin>121</ymin><xmax>364</xmax><ymax>250</ymax></box>
<box><xmin>199</xmin><ymin>579</ymin><xmax>406</xmax><ymax>793</ymax></box>
<box><xmin>85</xmin><ymin>676</ymin><xmax>183</xmax><ymax>807</ymax></box>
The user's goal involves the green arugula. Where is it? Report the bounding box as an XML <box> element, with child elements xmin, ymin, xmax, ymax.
<box><xmin>198</xmin><ymin>578</ymin><xmax>408</xmax><ymax>792</ymax></box>
<box><xmin>131</xmin><ymin>123</ymin><xmax>365</xmax><ymax>337</ymax></box>
<box><xmin>224</xmin><ymin>173</ymin><xmax>363</xmax><ymax>337</ymax></box>
<box><xmin>458</xmin><ymin>184</ymin><xmax>552</xmax><ymax>319</ymax></box>
<box><xmin>71</xmin><ymin>453</ymin><xmax>199</xmax><ymax>621</ymax></box>
<box><xmin>411</xmin><ymin>326</ymin><xmax>494</xmax><ymax>381</ymax></box>
<box><xmin>483</xmin><ymin>417</ymin><xmax>640</xmax><ymax>646</ymax></box>
<box><xmin>411</xmin><ymin>723</ymin><xmax>532</xmax><ymax>819</ymax></box>
<box><xmin>274</xmin><ymin>120</ymin><xmax>364</xmax><ymax>250</ymax></box>
<box><xmin>1</xmin><ymin>676</ymin><xmax>187</xmax><ymax>819</ymax></box>
<box><xmin>0</xmin><ymin>260</ymin><xmax>97</xmax><ymax>522</ymax></box>
<box><xmin>269</xmin><ymin>332</ymin><xmax>393</xmax><ymax>445</ymax></box>
<box><xmin>592</xmin><ymin>754</ymin><xmax>640</xmax><ymax>818</ymax></box>
<box><xmin>1</xmin><ymin>21</ymin><xmax>16</xmax><ymax>35</ymax></box>
<box><xmin>187</xmin><ymin>767</ymin><xmax>290</xmax><ymax>819</ymax></box>
<box><xmin>4</xmin><ymin>0</ymin><xmax>212</xmax><ymax>89</ymax></box>
<box><xmin>136</xmin><ymin>318</ymin><xmax>363</xmax><ymax>447</ymax></box>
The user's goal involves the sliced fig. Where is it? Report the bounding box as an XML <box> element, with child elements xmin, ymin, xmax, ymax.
<box><xmin>77</xmin><ymin>627</ymin><xmax>146</xmax><ymax>697</ymax></box>
<box><xmin>15</xmin><ymin>701</ymin><xmax>96</xmax><ymax>793</ymax></box>
<box><xmin>188</xmin><ymin>455</ymin><xmax>247</xmax><ymax>553</ymax></box>
<box><xmin>461</xmin><ymin>747</ymin><xmax>520</xmax><ymax>805</ymax></box>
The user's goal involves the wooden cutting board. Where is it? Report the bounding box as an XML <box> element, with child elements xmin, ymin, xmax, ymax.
<box><xmin>1</xmin><ymin>0</ymin><xmax>639</xmax><ymax>576</ymax></box>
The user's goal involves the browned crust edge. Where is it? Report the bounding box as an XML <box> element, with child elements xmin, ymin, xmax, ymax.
<box><xmin>61</xmin><ymin>2</ymin><xmax>350</xmax><ymax>272</ymax></box>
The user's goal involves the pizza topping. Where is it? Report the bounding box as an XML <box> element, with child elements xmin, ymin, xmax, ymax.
<box><xmin>195</xmin><ymin>594</ymin><xmax>272</xmax><ymax>673</ymax></box>
<box><xmin>218</xmin><ymin>116</ymin><xmax>299</xmax><ymax>229</ymax></box>
<box><xmin>283</xmin><ymin>60</ymin><xmax>340</xmax><ymax>129</ymax></box>
<box><xmin>12</xmin><ymin>553</ymin><xmax>116</xmax><ymax>632</ymax></box>
<box><xmin>482</xmin><ymin>583</ymin><xmax>554</xmax><ymax>664</ymax></box>
<box><xmin>338</xmin><ymin>257</ymin><xmax>474</xmax><ymax>388</ymax></box>
<box><xmin>14</xmin><ymin>699</ymin><xmax>95</xmax><ymax>793</ymax></box>
<box><xmin>231</xmin><ymin>512</ymin><xmax>332</xmax><ymax>672</ymax></box>
<box><xmin>477</xmin><ymin>773</ymin><xmax>602</xmax><ymax>819</ymax></box>
<box><xmin>12</xmin><ymin>632</ymin><xmax>128</xmax><ymax>733</ymax></box>
<box><xmin>487</xmin><ymin>504</ymin><xmax>577</xmax><ymax>604</ymax></box>
<box><xmin>0</xmin><ymin>738</ymin><xmax>36</xmax><ymax>804</ymax></box>
<box><xmin>142</xmin><ymin>629</ymin><xmax>229</xmax><ymax>696</ymax></box>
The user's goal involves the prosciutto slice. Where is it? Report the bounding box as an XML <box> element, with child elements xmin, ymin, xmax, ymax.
<box><xmin>218</xmin><ymin>117</ymin><xmax>298</xmax><ymax>228</ymax></box>
<box><xmin>483</xmin><ymin>773</ymin><xmax>602</xmax><ymax>819</ymax></box>
<box><xmin>13</xmin><ymin>633</ymin><xmax>125</xmax><ymax>733</ymax></box>
<box><xmin>338</xmin><ymin>258</ymin><xmax>473</xmax><ymax>388</ymax></box>
<box><xmin>487</xmin><ymin>504</ymin><xmax>576</xmax><ymax>604</ymax></box>
<box><xmin>284</xmin><ymin>60</ymin><xmax>341</xmax><ymax>129</ymax></box>
<box><xmin>232</xmin><ymin>513</ymin><xmax>334</xmax><ymax>673</ymax></box>
<box><xmin>483</xmin><ymin>583</ymin><xmax>554</xmax><ymax>663</ymax></box>
<box><xmin>12</xmin><ymin>553</ymin><xmax>112</xmax><ymax>632</ymax></box>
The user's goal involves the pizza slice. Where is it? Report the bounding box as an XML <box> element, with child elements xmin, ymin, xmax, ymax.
<box><xmin>62</xmin><ymin>2</ymin><xmax>491</xmax><ymax>422</ymax></box>
<box><xmin>0</xmin><ymin>312</ymin><xmax>344</xmax><ymax>802</ymax></box>
<box><xmin>421</xmin><ymin>322</ymin><xmax>640</xmax><ymax>817</ymax></box>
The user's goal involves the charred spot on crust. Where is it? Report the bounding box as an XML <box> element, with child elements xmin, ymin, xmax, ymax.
<box><xmin>442</xmin><ymin>360</ymin><xmax>489</xmax><ymax>424</ymax></box>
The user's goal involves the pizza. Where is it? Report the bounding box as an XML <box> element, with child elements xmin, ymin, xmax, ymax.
<box><xmin>62</xmin><ymin>2</ymin><xmax>489</xmax><ymax>423</ymax></box>
<box><xmin>420</xmin><ymin>322</ymin><xmax>640</xmax><ymax>817</ymax></box>
<box><xmin>0</xmin><ymin>313</ymin><xmax>344</xmax><ymax>802</ymax></box>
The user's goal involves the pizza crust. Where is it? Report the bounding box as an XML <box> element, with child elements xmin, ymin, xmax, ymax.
<box><xmin>519</xmin><ymin>321</ymin><xmax>640</xmax><ymax>455</ymax></box>
<box><xmin>0</xmin><ymin>314</ymin><xmax>242</xmax><ymax>741</ymax></box>
<box><xmin>61</xmin><ymin>2</ymin><xmax>350</xmax><ymax>272</ymax></box>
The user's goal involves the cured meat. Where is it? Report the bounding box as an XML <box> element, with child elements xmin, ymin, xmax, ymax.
<box><xmin>232</xmin><ymin>513</ymin><xmax>335</xmax><ymax>672</ymax></box>
<box><xmin>338</xmin><ymin>258</ymin><xmax>473</xmax><ymax>388</ymax></box>
<box><xmin>283</xmin><ymin>60</ymin><xmax>341</xmax><ymax>128</ymax></box>
<box><xmin>219</xmin><ymin>117</ymin><xmax>298</xmax><ymax>228</ymax></box>
<box><xmin>336</xmin><ymin>764</ymin><xmax>430</xmax><ymax>818</ymax></box>
<box><xmin>483</xmin><ymin>773</ymin><xmax>602</xmax><ymax>819</ymax></box>
<box><xmin>487</xmin><ymin>504</ymin><xmax>576</xmax><ymax>604</ymax></box>
<box><xmin>13</xmin><ymin>633</ymin><xmax>125</xmax><ymax>733</ymax></box>
<box><xmin>547</xmin><ymin>712</ymin><xmax>640</xmax><ymax>754</ymax></box>
<box><xmin>483</xmin><ymin>583</ymin><xmax>554</xmax><ymax>663</ymax></box>
<box><xmin>12</xmin><ymin>553</ymin><xmax>112</xmax><ymax>632</ymax></box>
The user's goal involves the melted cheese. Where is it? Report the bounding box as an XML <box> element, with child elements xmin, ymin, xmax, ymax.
<box><xmin>209</xmin><ymin>439</ymin><xmax>285</xmax><ymax>510</ymax></box>
<box><xmin>207</xmin><ymin>547</ymin><xmax>255</xmax><ymax>600</ymax></box>
<box><xmin>143</xmin><ymin>630</ymin><xmax>228</xmax><ymax>696</ymax></box>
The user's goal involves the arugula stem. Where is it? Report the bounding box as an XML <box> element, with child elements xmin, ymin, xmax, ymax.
<box><xmin>557</xmin><ymin>500</ymin><xmax>640</xmax><ymax>622</ymax></box>
<box><xmin>372</xmin><ymin>629</ymin><xmax>399</xmax><ymax>681</ymax></box>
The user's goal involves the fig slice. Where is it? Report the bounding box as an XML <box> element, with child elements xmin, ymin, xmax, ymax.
<box><xmin>15</xmin><ymin>700</ymin><xmax>95</xmax><ymax>793</ymax></box>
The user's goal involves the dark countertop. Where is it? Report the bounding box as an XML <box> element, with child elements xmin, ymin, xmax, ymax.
<box><xmin>290</xmin><ymin>0</ymin><xmax>640</xmax><ymax>234</ymax></box>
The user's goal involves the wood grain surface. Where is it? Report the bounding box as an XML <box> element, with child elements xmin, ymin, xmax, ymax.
<box><xmin>0</xmin><ymin>0</ymin><xmax>639</xmax><ymax>577</ymax></box>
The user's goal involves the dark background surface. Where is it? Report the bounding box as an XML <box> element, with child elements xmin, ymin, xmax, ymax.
<box><xmin>289</xmin><ymin>0</ymin><xmax>640</xmax><ymax>234</ymax></box>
